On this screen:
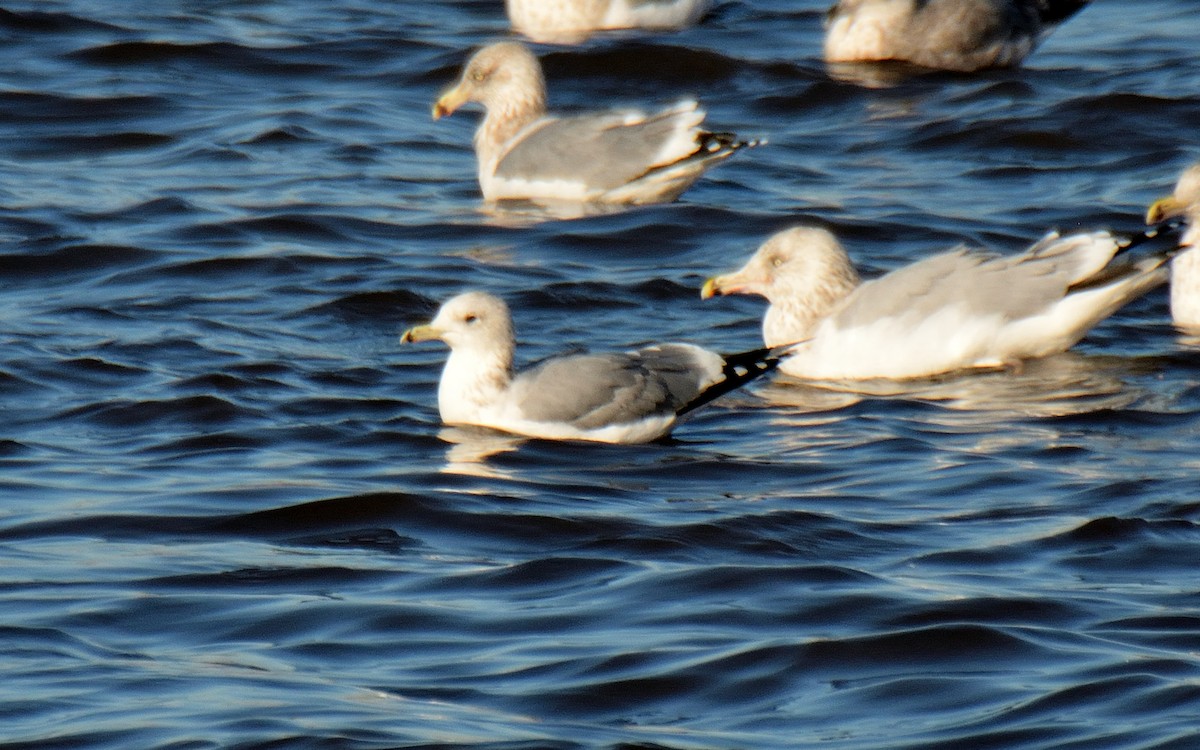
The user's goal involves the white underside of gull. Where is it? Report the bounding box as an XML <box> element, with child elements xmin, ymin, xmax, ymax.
<box><xmin>1171</xmin><ymin>245</ymin><xmax>1200</xmax><ymax>329</ymax></box>
<box><xmin>507</xmin><ymin>0</ymin><xmax>709</xmax><ymax>41</ymax></box>
<box><xmin>602</xmin><ymin>0</ymin><xmax>709</xmax><ymax>29</ymax></box>
<box><xmin>452</xmin><ymin>406</ymin><xmax>681</xmax><ymax>444</ymax></box>
<box><xmin>483</xmin><ymin>172</ymin><xmax>598</xmax><ymax>203</ymax></box>
<box><xmin>782</xmin><ymin>305</ymin><xmax>1011</xmax><ymax>381</ymax></box>
<box><xmin>824</xmin><ymin>3</ymin><xmax>908</xmax><ymax>62</ymax></box>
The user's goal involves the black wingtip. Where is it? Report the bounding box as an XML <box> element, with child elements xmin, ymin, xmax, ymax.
<box><xmin>1065</xmin><ymin>221</ymin><xmax>1184</xmax><ymax>295</ymax></box>
<box><xmin>698</xmin><ymin>130</ymin><xmax>764</xmax><ymax>155</ymax></box>
<box><xmin>1114</xmin><ymin>218</ymin><xmax>1185</xmax><ymax>257</ymax></box>
<box><xmin>675</xmin><ymin>343</ymin><xmax>791</xmax><ymax>419</ymax></box>
<box><xmin>1039</xmin><ymin>0</ymin><xmax>1091</xmax><ymax>27</ymax></box>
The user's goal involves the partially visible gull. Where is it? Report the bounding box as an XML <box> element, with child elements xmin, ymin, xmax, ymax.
<box><xmin>506</xmin><ymin>0</ymin><xmax>711</xmax><ymax>43</ymax></box>
<box><xmin>701</xmin><ymin>225</ymin><xmax>1174</xmax><ymax>381</ymax></box>
<box><xmin>1146</xmin><ymin>162</ymin><xmax>1200</xmax><ymax>329</ymax></box>
<box><xmin>401</xmin><ymin>291</ymin><xmax>782</xmax><ymax>443</ymax></box>
<box><xmin>823</xmin><ymin>0</ymin><xmax>1092</xmax><ymax>72</ymax></box>
<box><xmin>433</xmin><ymin>42</ymin><xmax>755</xmax><ymax>205</ymax></box>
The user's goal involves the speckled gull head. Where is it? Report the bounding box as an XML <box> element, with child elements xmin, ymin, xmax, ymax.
<box><xmin>432</xmin><ymin>42</ymin><xmax>546</xmax><ymax>121</ymax></box>
<box><xmin>1146</xmin><ymin>162</ymin><xmax>1200</xmax><ymax>328</ymax></box>
<box><xmin>701</xmin><ymin>226</ymin><xmax>862</xmax><ymax>347</ymax></box>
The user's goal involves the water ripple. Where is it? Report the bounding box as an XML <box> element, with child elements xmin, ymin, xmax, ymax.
<box><xmin>2</xmin><ymin>1</ymin><xmax>1200</xmax><ymax>748</ymax></box>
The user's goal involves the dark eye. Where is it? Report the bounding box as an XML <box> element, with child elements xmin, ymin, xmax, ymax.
<box><xmin>464</xmin><ymin>314</ymin><xmax>479</xmax><ymax>324</ymax></box>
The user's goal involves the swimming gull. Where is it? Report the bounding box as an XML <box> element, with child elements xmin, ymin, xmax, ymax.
<box><xmin>823</xmin><ymin>0</ymin><xmax>1092</xmax><ymax>72</ymax></box>
<box><xmin>506</xmin><ymin>0</ymin><xmax>711</xmax><ymax>43</ymax></box>
<box><xmin>1146</xmin><ymin>162</ymin><xmax>1200</xmax><ymax>329</ymax></box>
<box><xmin>401</xmin><ymin>291</ymin><xmax>783</xmax><ymax>443</ymax></box>
<box><xmin>701</xmin><ymin>225</ymin><xmax>1174</xmax><ymax>381</ymax></box>
<box><xmin>432</xmin><ymin>42</ymin><xmax>756</xmax><ymax>205</ymax></box>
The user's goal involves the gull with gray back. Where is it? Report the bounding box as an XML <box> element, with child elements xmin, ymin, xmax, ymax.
<box><xmin>402</xmin><ymin>291</ymin><xmax>784</xmax><ymax>443</ymax></box>
<box><xmin>432</xmin><ymin>42</ymin><xmax>756</xmax><ymax>206</ymax></box>
<box><xmin>824</xmin><ymin>0</ymin><xmax>1092</xmax><ymax>72</ymax></box>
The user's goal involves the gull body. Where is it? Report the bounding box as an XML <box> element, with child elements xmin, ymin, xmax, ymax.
<box><xmin>1146</xmin><ymin>163</ymin><xmax>1200</xmax><ymax>329</ymax></box>
<box><xmin>433</xmin><ymin>42</ymin><xmax>754</xmax><ymax>205</ymax></box>
<box><xmin>402</xmin><ymin>292</ymin><xmax>780</xmax><ymax>443</ymax></box>
<box><xmin>506</xmin><ymin>0</ymin><xmax>711</xmax><ymax>43</ymax></box>
<box><xmin>702</xmin><ymin>226</ymin><xmax>1172</xmax><ymax>381</ymax></box>
<box><xmin>824</xmin><ymin>0</ymin><xmax>1091</xmax><ymax>72</ymax></box>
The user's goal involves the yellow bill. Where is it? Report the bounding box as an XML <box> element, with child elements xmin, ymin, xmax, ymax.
<box><xmin>432</xmin><ymin>83</ymin><xmax>469</xmax><ymax>120</ymax></box>
<box><xmin>1147</xmin><ymin>195</ymin><xmax>1187</xmax><ymax>225</ymax></box>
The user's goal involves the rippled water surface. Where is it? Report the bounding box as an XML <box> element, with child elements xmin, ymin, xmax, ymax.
<box><xmin>3</xmin><ymin>1</ymin><xmax>1200</xmax><ymax>748</ymax></box>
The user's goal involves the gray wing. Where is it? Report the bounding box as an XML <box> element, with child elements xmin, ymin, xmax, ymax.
<box><xmin>511</xmin><ymin>345</ymin><xmax>715</xmax><ymax>429</ymax></box>
<box><xmin>496</xmin><ymin>109</ymin><xmax>699</xmax><ymax>191</ymax></box>
<box><xmin>905</xmin><ymin>0</ymin><xmax>1036</xmax><ymax>54</ymax></box>
<box><xmin>829</xmin><ymin>1</ymin><xmax>1018</xmax><ymax>43</ymax></box>
<box><xmin>910</xmin><ymin>0</ymin><xmax>1089</xmax><ymax>48</ymax></box>
<box><xmin>827</xmin><ymin>0</ymin><xmax>1086</xmax><ymax>70</ymax></box>
<box><xmin>834</xmin><ymin>235</ymin><xmax>1118</xmax><ymax>329</ymax></box>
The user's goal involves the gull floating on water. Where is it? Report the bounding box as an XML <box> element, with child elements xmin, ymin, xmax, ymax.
<box><xmin>506</xmin><ymin>0</ymin><xmax>711</xmax><ymax>43</ymax></box>
<box><xmin>433</xmin><ymin>42</ymin><xmax>756</xmax><ymax>206</ymax></box>
<box><xmin>401</xmin><ymin>291</ymin><xmax>782</xmax><ymax>443</ymax></box>
<box><xmin>823</xmin><ymin>0</ymin><xmax>1092</xmax><ymax>72</ymax></box>
<box><xmin>701</xmin><ymin>225</ymin><xmax>1174</xmax><ymax>381</ymax></box>
<box><xmin>1146</xmin><ymin>162</ymin><xmax>1200</xmax><ymax>329</ymax></box>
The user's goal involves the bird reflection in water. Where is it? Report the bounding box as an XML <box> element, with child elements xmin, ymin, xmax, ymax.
<box><xmin>438</xmin><ymin>425</ymin><xmax>524</xmax><ymax>479</ymax></box>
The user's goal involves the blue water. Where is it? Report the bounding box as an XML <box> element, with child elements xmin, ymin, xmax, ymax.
<box><xmin>2</xmin><ymin>1</ymin><xmax>1200</xmax><ymax>748</ymax></box>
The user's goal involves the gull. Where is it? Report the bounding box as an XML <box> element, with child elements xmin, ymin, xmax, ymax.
<box><xmin>401</xmin><ymin>291</ymin><xmax>782</xmax><ymax>443</ymax></box>
<box><xmin>432</xmin><ymin>42</ymin><xmax>755</xmax><ymax>205</ymax></box>
<box><xmin>1146</xmin><ymin>163</ymin><xmax>1200</xmax><ymax>329</ymax></box>
<box><xmin>823</xmin><ymin>0</ymin><xmax>1092</xmax><ymax>72</ymax></box>
<box><xmin>701</xmin><ymin>225</ymin><xmax>1174</xmax><ymax>381</ymax></box>
<box><xmin>506</xmin><ymin>0</ymin><xmax>711</xmax><ymax>43</ymax></box>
